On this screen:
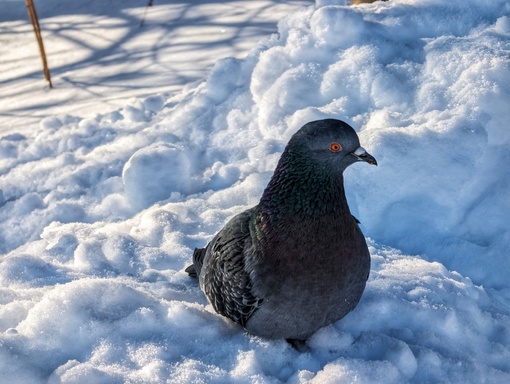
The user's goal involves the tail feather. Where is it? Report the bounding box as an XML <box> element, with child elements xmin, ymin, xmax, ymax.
<box><xmin>184</xmin><ymin>264</ymin><xmax>197</xmax><ymax>278</ymax></box>
<box><xmin>185</xmin><ymin>247</ymin><xmax>207</xmax><ymax>279</ymax></box>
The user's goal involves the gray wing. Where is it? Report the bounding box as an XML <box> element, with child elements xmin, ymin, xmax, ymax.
<box><xmin>199</xmin><ymin>207</ymin><xmax>263</xmax><ymax>327</ymax></box>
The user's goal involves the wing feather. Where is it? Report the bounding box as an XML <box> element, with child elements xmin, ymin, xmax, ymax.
<box><xmin>200</xmin><ymin>208</ymin><xmax>263</xmax><ymax>327</ymax></box>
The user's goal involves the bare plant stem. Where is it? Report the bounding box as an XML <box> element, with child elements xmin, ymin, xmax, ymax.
<box><xmin>25</xmin><ymin>0</ymin><xmax>52</xmax><ymax>88</ymax></box>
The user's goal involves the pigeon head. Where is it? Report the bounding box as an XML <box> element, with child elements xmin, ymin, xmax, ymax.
<box><xmin>287</xmin><ymin>119</ymin><xmax>377</xmax><ymax>173</ymax></box>
<box><xmin>259</xmin><ymin>118</ymin><xmax>376</xmax><ymax>218</ymax></box>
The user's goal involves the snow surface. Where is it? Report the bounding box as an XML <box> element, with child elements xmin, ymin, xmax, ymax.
<box><xmin>0</xmin><ymin>0</ymin><xmax>311</xmax><ymax>134</ymax></box>
<box><xmin>1</xmin><ymin>0</ymin><xmax>510</xmax><ymax>383</ymax></box>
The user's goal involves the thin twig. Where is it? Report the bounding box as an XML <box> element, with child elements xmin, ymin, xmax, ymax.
<box><xmin>25</xmin><ymin>0</ymin><xmax>52</xmax><ymax>88</ymax></box>
<box><xmin>140</xmin><ymin>0</ymin><xmax>154</xmax><ymax>28</ymax></box>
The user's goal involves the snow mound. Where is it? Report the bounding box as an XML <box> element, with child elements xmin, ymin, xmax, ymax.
<box><xmin>123</xmin><ymin>143</ymin><xmax>192</xmax><ymax>211</ymax></box>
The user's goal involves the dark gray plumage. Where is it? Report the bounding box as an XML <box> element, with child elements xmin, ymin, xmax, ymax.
<box><xmin>186</xmin><ymin>119</ymin><xmax>377</xmax><ymax>341</ymax></box>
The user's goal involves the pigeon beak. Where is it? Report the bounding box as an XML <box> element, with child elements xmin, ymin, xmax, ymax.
<box><xmin>352</xmin><ymin>147</ymin><xmax>377</xmax><ymax>166</ymax></box>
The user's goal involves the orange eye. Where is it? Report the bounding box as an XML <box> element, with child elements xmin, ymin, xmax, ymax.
<box><xmin>330</xmin><ymin>142</ymin><xmax>342</xmax><ymax>152</ymax></box>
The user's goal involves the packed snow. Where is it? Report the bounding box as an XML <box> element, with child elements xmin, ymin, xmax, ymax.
<box><xmin>0</xmin><ymin>0</ymin><xmax>311</xmax><ymax>134</ymax></box>
<box><xmin>1</xmin><ymin>0</ymin><xmax>510</xmax><ymax>383</ymax></box>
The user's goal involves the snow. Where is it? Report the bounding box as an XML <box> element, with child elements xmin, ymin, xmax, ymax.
<box><xmin>1</xmin><ymin>0</ymin><xmax>510</xmax><ymax>383</ymax></box>
<box><xmin>1</xmin><ymin>0</ymin><xmax>311</xmax><ymax>134</ymax></box>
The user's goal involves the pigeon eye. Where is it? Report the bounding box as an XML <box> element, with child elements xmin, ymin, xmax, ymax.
<box><xmin>330</xmin><ymin>142</ymin><xmax>342</xmax><ymax>152</ymax></box>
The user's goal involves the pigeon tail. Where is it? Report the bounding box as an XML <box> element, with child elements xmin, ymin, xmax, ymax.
<box><xmin>185</xmin><ymin>247</ymin><xmax>207</xmax><ymax>279</ymax></box>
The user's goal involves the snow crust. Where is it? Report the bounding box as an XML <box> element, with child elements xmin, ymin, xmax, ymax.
<box><xmin>1</xmin><ymin>0</ymin><xmax>510</xmax><ymax>383</ymax></box>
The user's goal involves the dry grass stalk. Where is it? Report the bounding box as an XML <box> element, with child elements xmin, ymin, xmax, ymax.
<box><xmin>25</xmin><ymin>0</ymin><xmax>52</xmax><ymax>88</ymax></box>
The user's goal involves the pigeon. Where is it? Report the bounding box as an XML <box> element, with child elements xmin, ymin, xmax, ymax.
<box><xmin>186</xmin><ymin>119</ymin><xmax>377</xmax><ymax>342</ymax></box>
